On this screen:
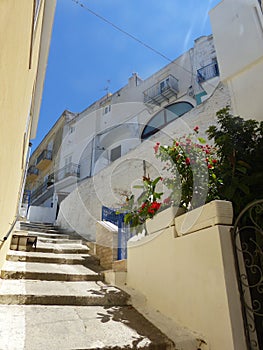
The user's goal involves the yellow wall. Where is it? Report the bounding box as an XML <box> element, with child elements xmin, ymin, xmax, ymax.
<box><xmin>0</xmin><ymin>0</ymin><xmax>47</xmax><ymax>268</ymax></box>
<box><xmin>127</xmin><ymin>221</ymin><xmax>246</xmax><ymax>349</ymax></box>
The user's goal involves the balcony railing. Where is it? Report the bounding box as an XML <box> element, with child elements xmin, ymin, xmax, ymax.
<box><xmin>27</xmin><ymin>166</ymin><xmax>39</xmax><ymax>180</ymax></box>
<box><xmin>143</xmin><ymin>74</ymin><xmax>179</xmax><ymax>106</ymax></box>
<box><xmin>30</xmin><ymin>163</ymin><xmax>80</xmax><ymax>203</ymax></box>
<box><xmin>36</xmin><ymin>150</ymin><xmax>52</xmax><ymax>170</ymax></box>
<box><xmin>55</xmin><ymin>163</ymin><xmax>80</xmax><ymax>182</ymax></box>
<box><xmin>197</xmin><ymin>61</ymin><xmax>219</xmax><ymax>83</ymax></box>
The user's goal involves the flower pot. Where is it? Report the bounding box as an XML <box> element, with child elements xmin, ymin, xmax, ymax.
<box><xmin>174</xmin><ymin>200</ymin><xmax>233</xmax><ymax>237</ymax></box>
<box><xmin>146</xmin><ymin>206</ymin><xmax>185</xmax><ymax>235</ymax></box>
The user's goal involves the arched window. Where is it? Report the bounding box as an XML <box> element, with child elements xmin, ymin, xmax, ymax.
<box><xmin>141</xmin><ymin>101</ymin><xmax>194</xmax><ymax>140</ymax></box>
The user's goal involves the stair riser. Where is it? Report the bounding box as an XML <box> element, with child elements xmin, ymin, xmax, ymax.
<box><xmin>1</xmin><ymin>271</ymin><xmax>102</xmax><ymax>282</ymax></box>
<box><xmin>0</xmin><ymin>295</ymin><xmax>129</xmax><ymax>307</ymax></box>
<box><xmin>33</xmin><ymin>247</ymin><xmax>89</xmax><ymax>254</ymax></box>
<box><xmin>20</xmin><ymin>227</ymin><xmax>62</xmax><ymax>234</ymax></box>
<box><xmin>6</xmin><ymin>255</ymin><xmax>99</xmax><ymax>265</ymax></box>
<box><xmin>22</xmin><ymin>233</ymin><xmax>70</xmax><ymax>239</ymax></box>
<box><xmin>38</xmin><ymin>238</ymin><xmax>83</xmax><ymax>245</ymax></box>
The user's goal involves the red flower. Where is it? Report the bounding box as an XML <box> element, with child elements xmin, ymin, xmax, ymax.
<box><xmin>175</xmin><ymin>142</ymin><xmax>179</xmax><ymax>147</ymax></box>
<box><xmin>194</xmin><ymin>126</ymin><xmax>199</xmax><ymax>132</ymax></box>
<box><xmin>185</xmin><ymin>157</ymin><xmax>191</xmax><ymax>165</ymax></box>
<box><xmin>208</xmin><ymin>164</ymin><xmax>213</xmax><ymax>169</ymax></box>
<box><xmin>212</xmin><ymin>159</ymin><xmax>217</xmax><ymax>164</ymax></box>
<box><xmin>148</xmin><ymin>201</ymin><xmax>161</xmax><ymax>214</ymax></box>
<box><xmin>153</xmin><ymin>142</ymin><xmax>160</xmax><ymax>154</ymax></box>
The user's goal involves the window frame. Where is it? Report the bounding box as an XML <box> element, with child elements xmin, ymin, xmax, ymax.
<box><xmin>141</xmin><ymin>101</ymin><xmax>194</xmax><ymax>140</ymax></box>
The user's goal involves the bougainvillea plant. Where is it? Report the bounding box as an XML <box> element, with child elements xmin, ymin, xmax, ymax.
<box><xmin>120</xmin><ymin>176</ymin><xmax>163</xmax><ymax>228</ymax></box>
<box><xmin>154</xmin><ymin>126</ymin><xmax>222</xmax><ymax>210</ymax></box>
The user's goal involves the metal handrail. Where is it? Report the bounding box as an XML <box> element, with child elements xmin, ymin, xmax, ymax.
<box><xmin>1</xmin><ymin>215</ymin><xmax>19</xmax><ymax>242</ymax></box>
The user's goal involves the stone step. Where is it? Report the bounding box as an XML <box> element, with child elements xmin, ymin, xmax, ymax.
<box><xmin>14</xmin><ymin>230</ymin><xmax>70</xmax><ymax>239</ymax></box>
<box><xmin>1</xmin><ymin>261</ymin><xmax>102</xmax><ymax>282</ymax></box>
<box><xmin>0</xmin><ymin>305</ymin><xmax>174</xmax><ymax>349</ymax></box>
<box><xmin>20</xmin><ymin>223</ymin><xmax>62</xmax><ymax>234</ymax></box>
<box><xmin>6</xmin><ymin>250</ymin><xmax>100</xmax><ymax>265</ymax></box>
<box><xmin>33</xmin><ymin>241</ymin><xmax>90</xmax><ymax>254</ymax></box>
<box><xmin>37</xmin><ymin>236</ymin><xmax>83</xmax><ymax>245</ymax></box>
<box><xmin>20</xmin><ymin>222</ymin><xmax>59</xmax><ymax>228</ymax></box>
<box><xmin>0</xmin><ymin>280</ymin><xmax>129</xmax><ymax>306</ymax></box>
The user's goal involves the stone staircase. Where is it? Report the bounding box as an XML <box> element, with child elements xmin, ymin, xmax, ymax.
<box><xmin>0</xmin><ymin>222</ymin><xmax>174</xmax><ymax>350</ymax></box>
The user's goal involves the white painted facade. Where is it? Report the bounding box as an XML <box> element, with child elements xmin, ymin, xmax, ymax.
<box><xmin>57</xmin><ymin>83</ymin><xmax>231</xmax><ymax>239</ymax></box>
<box><xmin>56</xmin><ymin>35</ymin><xmax>219</xmax><ymax>187</ymax></box>
<box><xmin>210</xmin><ymin>0</ymin><xmax>263</xmax><ymax>121</ymax></box>
<box><xmin>30</xmin><ymin>34</ymin><xmax>222</xmax><ymax>224</ymax></box>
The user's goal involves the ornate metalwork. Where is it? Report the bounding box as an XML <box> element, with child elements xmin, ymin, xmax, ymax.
<box><xmin>232</xmin><ymin>200</ymin><xmax>263</xmax><ymax>350</ymax></box>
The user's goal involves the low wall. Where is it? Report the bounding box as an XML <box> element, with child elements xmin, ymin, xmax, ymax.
<box><xmin>96</xmin><ymin>221</ymin><xmax>118</xmax><ymax>269</ymax></box>
<box><xmin>126</xmin><ymin>221</ymin><xmax>246</xmax><ymax>350</ymax></box>
<box><xmin>27</xmin><ymin>206</ymin><xmax>56</xmax><ymax>224</ymax></box>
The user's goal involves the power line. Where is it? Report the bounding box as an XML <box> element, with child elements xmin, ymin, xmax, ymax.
<box><xmin>71</xmin><ymin>0</ymin><xmax>174</xmax><ymax>64</ymax></box>
<box><xmin>70</xmin><ymin>0</ymin><xmax>227</xmax><ymax>99</ymax></box>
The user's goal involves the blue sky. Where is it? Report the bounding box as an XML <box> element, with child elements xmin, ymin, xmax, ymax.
<box><xmin>33</xmin><ymin>0</ymin><xmax>221</xmax><ymax>151</ymax></box>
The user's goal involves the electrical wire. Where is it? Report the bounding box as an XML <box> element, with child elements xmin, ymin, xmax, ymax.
<box><xmin>70</xmin><ymin>0</ymin><xmax>227</xmax><ymax>98</ymax></box>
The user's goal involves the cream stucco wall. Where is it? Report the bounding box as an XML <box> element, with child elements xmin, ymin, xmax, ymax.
<box><xmin>210</xmin><ymin>0</ymin><xmax>263</xmax><ymax>121</ymax></box>
<box><xmin>0</xmin><ymin>0</ymin><xmax>55</xmax><ymax>268</ymax></box>
<box><xmin>126</xmin><ymin>223</ymin><xmax>246</xmax><ymax>350</ymax></box>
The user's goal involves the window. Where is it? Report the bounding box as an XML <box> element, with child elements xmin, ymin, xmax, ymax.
<box><xmin>110</xmin><ymin>145</ymin><xmax>121</xmax><ymax>162</ymax></box>
<box><xmin>160</xmin><ymin>78</ymin><xmax>170</xmax><ymax>93</ymax></box>
<box><xmin>141</xmin><ymin>102</ymin><xmax>194</xmax><ymax>140</ymax></box>
<box><xmin>104</xmin><ymin>105</ymin><xmax>111</xmax><ymax>115</ymax></box>
<box><xmin>69</xmin><ymin>125</ymin><xmax>75</xmax><ymax>134</ymax></box>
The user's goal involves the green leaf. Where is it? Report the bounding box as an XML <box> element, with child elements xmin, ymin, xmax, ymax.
<box><xmin>238</xmin><ymin>183</ymin><xmax>250</xmax><ymax>195</ymax></box>
<box><xmin>152</xmin><ymin>176</ymin><xmax>162</xmax><ymax>187</ymax></box>
<box><xmin>236</xmin><ymin>166</ymin><xmax>247</xmax><ymax>174</ymax></box>
<box><xmin>198</xmin><ymin>137</ymin><xmax>206</xmax><ymax>144</ymax></box>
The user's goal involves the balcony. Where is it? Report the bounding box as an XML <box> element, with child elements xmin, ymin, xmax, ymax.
<box><xmin>30</xmin><ymin>163</ymin><xmax>80</xmax><ymax>205</ymax></box>
<box><xmin>143</xmin><ymin>75</ymin><xmax>179</xmax><ymax>106</ymax></box>
<box><xmin>197</xmin><ymin>61</ymin><xmax>219</xmax><ymax>83</ymax></box>
<box><xmin>27</xmin><ymin>166</ymin><xmax>39</xmax><ymax>181</ymax></box>
<box><xmin>36</xmin><ymin>150</ymin><xmax>52</xmax><ymax>170</ymax></box>
<box><xmin>55</xmin><ymin>163</ymin><xmax>80</xmax><ymax>182</ymax></box>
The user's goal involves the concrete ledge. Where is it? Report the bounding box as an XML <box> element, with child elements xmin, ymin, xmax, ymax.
<box><xmin>174</xmin><ymin>200</ymin><xmax>233</xmax><ymax>236</ymax></box>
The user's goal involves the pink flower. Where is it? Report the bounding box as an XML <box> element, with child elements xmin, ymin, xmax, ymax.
<box><xmin>163</xmin><ymin>197</ymin><xmax>171</xmax><ymax>205</ymax></box>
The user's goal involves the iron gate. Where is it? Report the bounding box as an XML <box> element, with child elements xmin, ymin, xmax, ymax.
<box><xmin>232</xmin><ymin>200</ymin><xmax>263</xmax><ymax>350</ymax></box>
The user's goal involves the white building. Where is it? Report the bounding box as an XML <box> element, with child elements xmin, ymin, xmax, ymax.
<box><xmin>210</xmin><ymin>0</ymin><xmax>263</xmax><ymax>121</ymax></box>
<box><xmin>27</xmin><ymin>34</ymin><xmax>222</xmax><ymax>224</ymax></box>
<box><xmin>53</xmin><ymin>34</ymin><xmax>228</xmax><ymax>235</ymax></box>
<box><xmin>57</xmin><ymin>34</ymin><xmax>219</xmax><ymax>185</ymax></box>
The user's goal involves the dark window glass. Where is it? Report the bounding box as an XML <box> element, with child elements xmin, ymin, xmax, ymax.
<box><xmin>111</xmin><ymin>145</ymin><xmax>121</xmax><ymax>162</ymax></box>
<box><xmin>141</xmin><ymin>102</ymin><xmax>193</xmax><ymax>140</ymax></box>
